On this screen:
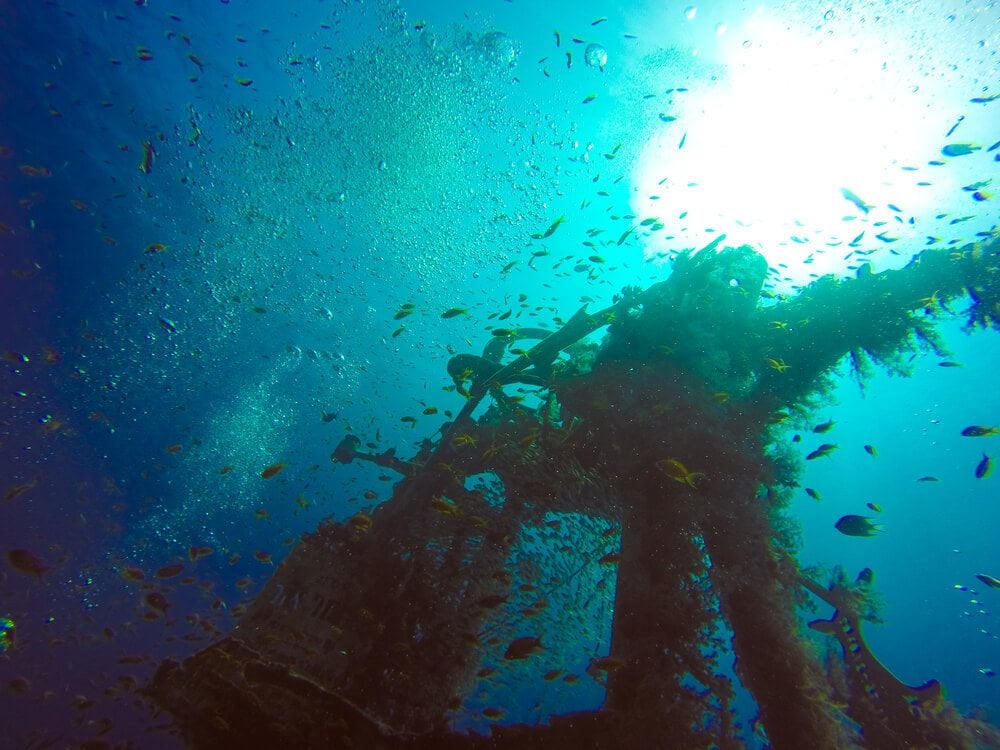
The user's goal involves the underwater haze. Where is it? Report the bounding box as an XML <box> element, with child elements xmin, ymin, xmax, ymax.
<box><xmin>1</xmin><ymin>0</ymin><xmax>999</xmax><ymax>747</ymax></box>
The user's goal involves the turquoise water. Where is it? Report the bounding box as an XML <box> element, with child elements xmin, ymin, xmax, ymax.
<box><xmin>0</xmin><ymin>1</ymin><xmax>998</xmax><ymax>746</ymax></box>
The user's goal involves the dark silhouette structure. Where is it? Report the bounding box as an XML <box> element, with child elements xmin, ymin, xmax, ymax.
<box><xmin>148</xmin><ymin>237</ymin><xmax>1000</xmax><ymax>748</ymax></box>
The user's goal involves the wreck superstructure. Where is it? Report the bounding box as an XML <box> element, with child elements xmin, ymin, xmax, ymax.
<box><xmin>148</xmin><ymin>238</ymin><xmax>1000</xmax><ymax>748</ymax></box>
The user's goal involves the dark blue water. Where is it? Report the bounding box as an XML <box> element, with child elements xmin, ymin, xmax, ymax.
<box><xmin>1</xmin><ymin>1</ymin><xmax>998</xmax><ymax>747</ymax></box>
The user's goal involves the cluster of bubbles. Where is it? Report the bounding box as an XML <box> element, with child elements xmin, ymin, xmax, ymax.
<box><xmin>478</xmin><ymin>30</ymin><xmax>519</xmax><ymax>69</ymax></box>
<box><xmin>584</xmin><ymin>43</ymin><xmax>608</xmax><ymax>72</ymax></box>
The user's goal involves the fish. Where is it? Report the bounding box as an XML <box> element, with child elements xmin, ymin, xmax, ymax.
<box><xmin>4</xmin><ymin>479</ymin><xmax>37</xmax><ymax>501</ymax></box>
<box><xmin>503</xmin><ymin>635</ymin><xmax>543</xmax><ymax>660</ymax></box>
<box><xmin>477</xmin><ymin>595</ymin><xmax>508</xmax><ymax>609</ymax></box>
<box><xmin>856</xmin><ymin>568</ymin><xmax>874</xmax><ymax>586</ymax></box>
<box><xmin>532</xmin><ymin>216</ymin><xmax>565</xmax><ymax>240</ymax></box>
<box><xmin>261</xmin><ymin>462</ymin><xmax>287</xmax><ymax>479</ymax></box>
<box><xmin>582</xmin><ymin>94</ymin><xmax>597</xmax><ymax>104</ymax></box>
<box><xmin>834</xmin><ymin>515</ymin><xmax>883</xmax><ymax>537</ymax></box>
<box><xmin>937</xmin><ymin>361</ymin><xmax>962</xmax><ymax>367</ymax></box>
<box><xmin>866</xmin><ymin>502</ymin><xmax>882</xmax><ymax>513</ymax></box>
<box><xmin>7</xmin><ymin>549</ymin><xmax>50</xmax><ymax>577</ymax></box>
<box><xmin>806</xmin><ymin>443</ymin><xmax>838</xmax><ymax>460</ymax></box>
<box><xmin>975</xmin><ymin>574</ymin><xmax>1000</xmax><ymax>589</ymax></box>
<box><xmin>120</xmin><ymin>566</ymin><xmax>145</xmax><ymax>582</ymax></box>
<box><xmin>962</xmin><ymin>425</ymin><xmax>1000</xmax><ymax>437</ymax></box>
<box><xmin>863</xmin><ymin>444</ymin><xmax>877</xmax><ymax>456</ymax></box>
<box><xmin>431</xmin><ymin>496</ymin><xmax>459</xmax><ymax>515</ymax></box>
<box><xmin>145</xmin><ymin>592</ymin><xmax>170</xmax><ymax>613</ymax></box>
<box><xmin>144</xmin><ymin>242</ymin><xmax>168</xmax><ymax>254</ymax></box>
<box><xmin>347</xmin><ymin>512</ymin><xmax>372</xmax><ymax>532</ymax></box>
<box><xmin>812</xmin><ymin>419</ymin><xmax>835</xmax><ymax>433</ymax></box>
<box><xmin>917</xmin><ymin>476</ymin><xmax>939</xmax><ymax>482</ymax></box>
<box><xmin>975</xmin><ymin>453</ymin><xmax>993</xmax><ymax>479</ymax></box>
<box><xmin>840</xmin><ymin>187</ymin><xmax>872</xmax><ymax>214</ymax></box>
<box><xmin>441</xmin><ymin>307</ymin><xmax>469</xmax><ymax>319</ymax></box>
<box><xmin>155</xmin><ymin>562</ymin><xmax>185</xmax><ymax>578</ymax></box>
<box><xmin>656</xmin><ymin>458</ymin><xmax>704</xmax><ymax>488</ymax></box>
<box><xmin>941</xmin><ymin>143</ymin><xmax>981</xmax><ymax>157</ymax></box>
<box><xmin>138</xmin><ymin>140</ymin><xmax>155</xmax><ymax>173</ymax></box>
<box><xmin>805</xmin><ymin>487</ymin><xmax>822</xmax><ymax>501</ymax></box>
<box><xmin>765</xmin><ymin>358</ymin><xmax>790</xmax><ymax>372</ymax></box>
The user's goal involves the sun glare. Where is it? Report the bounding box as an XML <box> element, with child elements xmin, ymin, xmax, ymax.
<box><xmin>631</xmin><ymin>16</ymin><xmax>944</xmax><ymax>280</ymax></box>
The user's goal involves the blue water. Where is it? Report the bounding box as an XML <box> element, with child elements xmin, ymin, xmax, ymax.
<box><xmin>1</xmin><ymin>1</ymin><xmax>998</xmax><ymax>747</ymax></box>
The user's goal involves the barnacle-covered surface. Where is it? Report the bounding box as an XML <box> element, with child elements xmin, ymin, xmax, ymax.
<box><xmin>148</xmin><ymin>238</ymin><xmax>1000</xmax><ymax>749</ymax></box>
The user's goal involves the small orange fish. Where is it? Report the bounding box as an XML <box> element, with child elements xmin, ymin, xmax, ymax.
<box><xmin>120</xmin><ymin>566</ymin><xmax>145</xmax><ymax>582</ymax></box>
<box><xmin>144</xmin><ymin>592</ymin><xmax>170</xmax><ymax>613</ymax></box>
<box><xmin>188</xmin><ymin>546</ymin><xmax>214</xmax><ymax>561</ymax></box>
<box><xmin>260</xmin><ymin>462</ymin><xmax>286</xmax><ymax>479</ymax></box>
<box><xmin>504</xmin><ymin>636</ymin><xmax>542</xmax><ymax>661</ymax></box>
<box><xmin>154</xmin><ymin>562</ymin><xmax>184</xmax><ymax>579</ymax></box>
<box><xmin>347</xmin><ymin>512</ymin><xmax>373</xmax><ymax>532</ymax></box>
<box><xmin>69</xmin><ymin>199</ymin><xmax>89</xmax><ymax>211</ymax></box>
<box><xmin>7</xmin><ymin>549</ymin><xmax>50</xmax><ymax>578</ymax></box>
<box><xmin>144</xmin><ymin>242</ymin><xmax>168</xmax><ymax>254</ymax></box>
<box><xmin>253</xmin><ymin>550</ymin><xmax>272</xmax><ymax>564</ymax></box>
<box><xmin>18</xmin><ymin>164</ymin><xmax>51</xmax><ymax>178</ymax></box>
<box><xmin>165</xmin><ymin>443</ymin><xmax>182</xmax><ymax>454</ymax></box>
<box><xmin>254</xmin><ymin>508</ymin><xmax>269</xmax><ymax>520</ymax></box>
<box><xmin>135</xmin><ymin>46</ymin><xmax>154</xmax><ymax>61</ymax></box>
<box><xmin>219</xmin><ymin>465</ymin><xmax>234</xmax><ymax>475</ymax></box>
